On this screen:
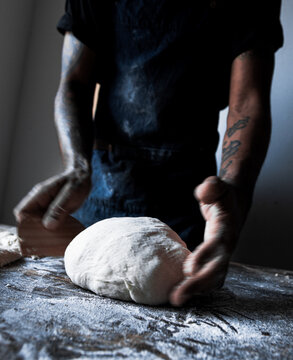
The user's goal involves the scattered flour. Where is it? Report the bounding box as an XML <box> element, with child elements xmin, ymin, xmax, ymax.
<box><xmin>0</xmin><ymin>231</ymin><xmax>22</xmax><ymax>267</ymax></box>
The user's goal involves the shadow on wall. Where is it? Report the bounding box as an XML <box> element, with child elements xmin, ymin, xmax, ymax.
<box><xmin>232</xmin><ymin>192</ymin><xmax>293</xmax><ymax>271</ymax></box>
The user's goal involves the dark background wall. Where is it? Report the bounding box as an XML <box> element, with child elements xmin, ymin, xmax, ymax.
<box><xmin>0</xmin><ymin>0</ymin><xmax>292</xmax><ymax>270</ymax></box>
<box><xmin>216</xmin><ymin>0</ymin><xmax>293</xmax><ymax>270</ymax></box>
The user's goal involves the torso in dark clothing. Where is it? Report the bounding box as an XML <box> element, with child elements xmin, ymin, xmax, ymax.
<box><xmin>94</xmin><ymin>1</ymin><xmax>230</xmax><ymax>152</ymax></box>
<box><xmin>57</xmin><ymin>0</ymin><xmax>283</xmax><ymax>247</ymax></box>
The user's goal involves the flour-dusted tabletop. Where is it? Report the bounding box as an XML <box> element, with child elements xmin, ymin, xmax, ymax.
<box><xmin>0</xmin><ymin>226</ymin><xmax>293</xmax><ymax>359</ymax></box>
<box><xmin>0</xmin><ymin>224</ymin><xmax>17</xmax><ymax>234</ymax></box>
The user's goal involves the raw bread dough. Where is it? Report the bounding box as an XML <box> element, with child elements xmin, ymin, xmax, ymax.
<box><xmin>64</xmin><ymin>217</ymin><xmax>191</xmax><ymax>305</ymax></box>
<box><xmin>0</xmin><ymin>231</ymin><xmax>22</xmax><ymax>267</ymax></box>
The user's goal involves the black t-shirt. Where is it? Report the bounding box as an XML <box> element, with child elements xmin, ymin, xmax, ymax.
<box><xmin>57</xmin><ymin>0</ymin><xmax>283</xmax><ymax>154</ymax></box>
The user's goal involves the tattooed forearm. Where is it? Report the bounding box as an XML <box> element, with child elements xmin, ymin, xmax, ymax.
<box><xmin>222</xmin><ymin>140</ymin><xmax>241</xmax><ymax>164</ymax></box>
<box><xmin>227</xmin><ymin>117</ymin><xmax>249</xmax><ymax>137</ymax></box>
<box><xmin>219</xmin><ymin>160</ymin><xmax>232</xmax><ymax>178</ymax></box>
<box><xmin>220</xmin><ymin>141</ymin><xmax>240</xmax><ymax>178</ymax></box>
<box><xmin>219</xmin><ymin>115</ymin><xmax>249</xmax><ymax>177</ymax></box>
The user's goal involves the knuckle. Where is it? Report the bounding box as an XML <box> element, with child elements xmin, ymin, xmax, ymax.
<box><xmin>13</xmin><ymin>206</ymin><xmax>20</xmax><ymax>219</ymax></box>
<box><xmin>31</xmin><ymin>183</ymin><xmax>43</xmax><ymax>194</ymax></box>
<box><xmin>48</xmin><ymin>204</ymin><xmax>67</xmax><ymax>219</ymax></box>
<box><xmin>71</xmin><ymin>175</ymin><xmax>91</xmax><ymax>189</ymax></box>
<box><xmin>14</xmin><ymin>205</ymin><xmax>22</xmax><ymax>216</ymax></box>
<box><xmin>66</xmin><ymin>166</ymin><xmax>90</xmax><ymax>179</ymax></box>
<box><xmin>46</xmin><ymin>210</ymin><xmax>59</xmax><ymax>221</ymax></box>
<box><xmin>13</xmin><ymin>198</ymin><xmax>29</xmax><ymax>217</ymax></box>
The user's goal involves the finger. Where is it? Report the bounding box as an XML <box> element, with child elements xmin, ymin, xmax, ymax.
<box><xmin>42</xmin><ymin>182</ymin><xmax>75</xmax><ymax>230</ymax></box>
<box><xmin>14</xmin><ymin>175</ymin><xmax>68</xmax><ymax>222</ymax></box>
<box><xmin>170</xmin><ymin>257</ymin><xmax>226</xmax><ymax>306</ymax></box>
<box><xmin>182</xmin><ymin>257</ymin><xmax>227</xmax><ymax>295</ymax></box>
<box><xmin>172</xmin><ymin>253</ymin><xmax>227</xmax><ymax>306</ymax></box>
<box><xmin>183</xmin><ymin>239</ymin><xmax>226</xmax><ymax>276</ymax></box>
<box><xmin>194</xmin><ymin>176</ymin><xmax>228</xmax><ymax>204</ymax></box>
<box><xmin>183</xmin><ymin>248</ymin><xmax>209</xmax><ymax>276</ymax></box>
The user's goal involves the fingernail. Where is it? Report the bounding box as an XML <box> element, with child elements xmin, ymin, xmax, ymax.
<box><xmin>43</xmin><ymin>216</ymin><xmax>58</xmax><ymax>230</ymax></box>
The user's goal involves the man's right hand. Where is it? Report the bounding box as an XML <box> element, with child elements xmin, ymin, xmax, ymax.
<box><xmin>14</xmin><ymin>168</ymin><xmax>91</xmax><ymax>230</ymax></box>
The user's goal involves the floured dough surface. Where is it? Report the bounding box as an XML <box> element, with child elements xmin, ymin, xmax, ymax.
<box><xmin>0</xmin><ymin>231</ymin><xmax>23</xmax><ymax>267</ymax></box>
<box><xmin>64</xmin><ymin>217</ymin><xmax>191</xmax><ymax>305</ymax></box>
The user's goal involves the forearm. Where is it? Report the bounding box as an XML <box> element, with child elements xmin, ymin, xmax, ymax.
<box><xmin>219</xmin><ymin>49</ymin><xmax>275</xmax><ymax>220</ymax></box>
<box><xmin>219</xmin><ymin>107</ymin><xmax>271</xmax><ymax>217</ymax></box>
<box><xmin>54</xmin><ymin>80</ymin><xmax>95</xmax><ymax>172</ymax></box>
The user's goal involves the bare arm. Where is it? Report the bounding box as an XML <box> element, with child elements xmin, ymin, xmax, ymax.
<box><xmin>170</xmin><ymin>49</ymin><xmax>275</xmax><ymax>306</ymax></box>
<box><xmin>14</xmin><ymin>33</ymin><xmax>97</xmax><ymax>229</ymax></box>
<box><xmin>219</xmin><ymin>49</ymin><xmax>274</xmax><ymax>218</ymax></box>
<box><xmin>55</xmin><ymin>31</ymin><xmax>97</xmax><ymax>170</ymax></box>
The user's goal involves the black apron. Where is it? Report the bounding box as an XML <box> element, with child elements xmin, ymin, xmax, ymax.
<box><xmin>73</xmin><ymin>140</ymin><xmax>217</xmax><ymax>251</ymax></box>
<box><xmin>70</xmin><ymin>1</ymin><xmax>221</xmax><ymax>250</ymax></box>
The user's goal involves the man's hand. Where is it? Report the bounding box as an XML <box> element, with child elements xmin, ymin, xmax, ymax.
<box><xmin>169</xmin><ymin>176</ymin><xmax>247</xmax><ymax>307</ymax></box>
<box><xmin>14</xmin><ymin>33</ymin><xmax>98</xmax><ymax>231</ymax></box>
<box><xmin>14</xmin><ymin>167</ymin><xmax>91</xmax><ymax>230</ymax></box>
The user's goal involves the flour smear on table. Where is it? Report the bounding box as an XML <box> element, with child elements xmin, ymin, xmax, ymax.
<box><xmin>0</xmin><ymin>230</ymin><xmax>22</xmax><ymax>267</ymax></box>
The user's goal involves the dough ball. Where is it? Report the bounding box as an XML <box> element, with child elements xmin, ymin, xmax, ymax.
<box><xmin>0</xmin><ymin>231</ymin><xmax>22</xmax><ymax>267</ymax></box>
<box><xmin>64</xmin><ymin>217</ymin><xmax>191</xmax><ymax>305</ymax></box>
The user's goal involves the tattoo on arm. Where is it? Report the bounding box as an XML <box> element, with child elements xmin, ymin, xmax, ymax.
<box><xmin>219</xmin><ymin>140</ymin><xmax>241</xmax><ymax>178</ymax></box>
<box><xmin>222</xmin><ymin>140</ymin><xmax>241</xmax><ymax>163</ymax></box>
<box><xmin>227</xmin><ymin>116</ymin><xmax>249</xmax><ymax>137</ymax></box>
<box><xmin>219</xmin><ymin>115</ymin><xmax>250</xmax><ymax>177</ymax></box>
<box><xmin>219</xmin><ymin>160</ymin><xmax>232</xmax><ymax>178</ymax></box>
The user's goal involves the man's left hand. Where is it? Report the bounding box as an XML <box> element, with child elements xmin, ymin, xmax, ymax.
<box><xmin>169</xmin><ymin>176</ymin><xmax>248</xmax><ymax>306</ymax></box>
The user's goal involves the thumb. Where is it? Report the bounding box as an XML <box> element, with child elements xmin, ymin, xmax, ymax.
<box><xmin>194</xmin><ymin>176</ymin><xmax>229</xmax><ymax>205</ymax></box>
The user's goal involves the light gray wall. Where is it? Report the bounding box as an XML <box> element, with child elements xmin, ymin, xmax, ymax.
<box><xmin>1</xmin><ymin>0</ymin><xmax>64</xmax><ymax>223</ymax></box>
<box><xmin>0</xmin><ymin>1</ymin><xmax>292</xmax><ymax>270</ymax></box>
<box><xmin>0</xmin><ymin>0</ymin><xmax>35</xmax><ymax>219</ymax></box>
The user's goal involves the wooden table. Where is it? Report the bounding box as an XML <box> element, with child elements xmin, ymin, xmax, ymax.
<box><xmin>0</xmin><ymin>228</ymin><xmax>293</xmax><ymax>359</ymax></box>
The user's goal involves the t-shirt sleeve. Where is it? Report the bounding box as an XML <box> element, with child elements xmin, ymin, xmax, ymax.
<box><xmin>57</xmin><ymin>0</ymin><xmax>98</xmax><ymax>51</ymax></box>
<box><xmin>230</xmin><ymin>0</ymin><xmax>284</xmax><ymax>60</ymax></box>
